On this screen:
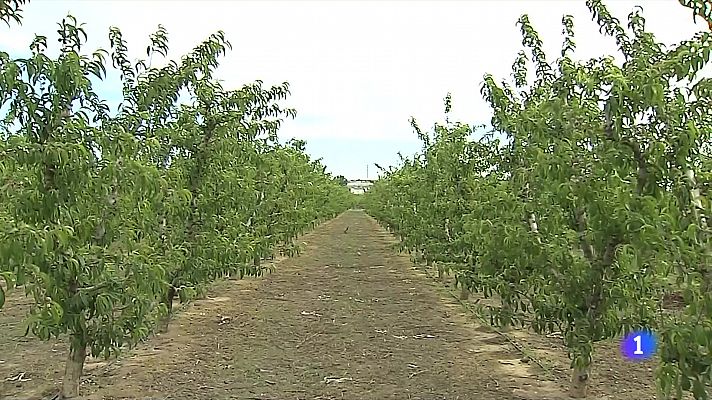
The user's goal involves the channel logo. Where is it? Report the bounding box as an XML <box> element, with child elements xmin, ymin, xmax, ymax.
<box><xmin>620</xmin><ymin>329</ymin><xmax>657</xmax><ymax>361</ymax></box>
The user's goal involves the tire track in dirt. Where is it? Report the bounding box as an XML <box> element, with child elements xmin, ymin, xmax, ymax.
<box><xmin>10</xmin><ymin>210</ymin><xmax>567</xmax><ymax>399</ymax></box>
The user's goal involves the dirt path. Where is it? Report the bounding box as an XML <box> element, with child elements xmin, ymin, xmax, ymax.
<box><xmin>3</xmin><ymin>210</ymin><xmax>576</xmax><ymax>399</ymax></box>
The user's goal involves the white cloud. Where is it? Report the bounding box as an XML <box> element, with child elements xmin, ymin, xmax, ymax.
<box><xmin>1</xmin><ymin>0</ymin><xmax>709</xmax><ymax>176</ymax></box>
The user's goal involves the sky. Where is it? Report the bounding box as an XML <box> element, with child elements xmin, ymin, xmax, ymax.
<box><xmin>1</xmin><ymin>0</ymin><xmax>709</xmax><ymax>179</ymax></box>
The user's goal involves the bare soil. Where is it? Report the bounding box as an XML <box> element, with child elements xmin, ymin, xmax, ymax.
<box><xmin>0</xmin><ymin>210</ymin><xmax>659</xmax><ymax>400</ymax></box>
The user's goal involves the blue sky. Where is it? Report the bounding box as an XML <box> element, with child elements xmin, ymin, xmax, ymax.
<box><xmin>1</xmin><ymin>0</ymin><xmax>709</xmax><ymax>179</ymax></box>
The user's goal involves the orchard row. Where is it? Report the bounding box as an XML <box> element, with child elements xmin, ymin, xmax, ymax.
<box><xmin>0</xmin><ymin>1</ymin><xmax>352</xmax><ymax>398</ymax></box>
<box><xmin>363</xmin><ymin>1</ymin><xmax>711</xmax><ymax>399</ymax></box>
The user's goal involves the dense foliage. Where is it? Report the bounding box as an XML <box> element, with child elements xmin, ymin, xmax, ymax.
<box><xmin>364</xmin><ymin>1</ymin><xmax>711</xmax><ymax>398</ymax></box>
<box><xmin>0</xmin><ymin>3</ymin><xmax>352</xmax><ymax>397</ymax></box>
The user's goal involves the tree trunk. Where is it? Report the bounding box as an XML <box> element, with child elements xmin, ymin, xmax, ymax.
<box><xmin>195</xmin><ymin>286</ymin><xmax>207</xmax><ymax>300</ymax></box>
<box><xmin>569</xmin><ymin>365</ymin><xmax>591</xmax><ymax>398</ymax></box>
<box><xmin>61</xmin><ymin>336</ymin><xmax>87</xmax><ymax>398</ymax></box>
<box><xmin>686</xmin><ymin>169</ymin><xmax>706</xmax><ymax>226</ymax></box>
<box><xmin>499</xmin><ymin>303</ymin><xmax>512</xmax><ymax>332</ymax></box>
<box><xmin>460</xmin><ymin>285</ymin><xmax>470</xmax><ymax>300</ymax></box>
<box><xmin>528</xmin><ymin>213</ymin><xmax>541</xmax><ymax>243</ymax></box>
<box><xmin>685</xmin><ymin>169</ymin><xmax>712</xmax><ymax>292</ymax></box>
<box><xmin>158</xmin><ymin>286</ymin><xmax>176</xmax><ymax>333</ymax></box>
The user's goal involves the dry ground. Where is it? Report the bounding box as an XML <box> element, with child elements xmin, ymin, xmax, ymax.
<box><xmin>0</xmin><ymin>210</ymin><xmax>659</xmax><ymax>400</ymax></box>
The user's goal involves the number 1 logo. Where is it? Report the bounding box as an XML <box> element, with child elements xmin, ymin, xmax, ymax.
<box><xmin>633</xmin><ymin>335</ymin><xmax>644</xmax><ymax>355</ymax></box>
<box><xmin>621</xmin><ymin>330</ymin><xmax>657</xmax><ymax>361</ymax></box>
